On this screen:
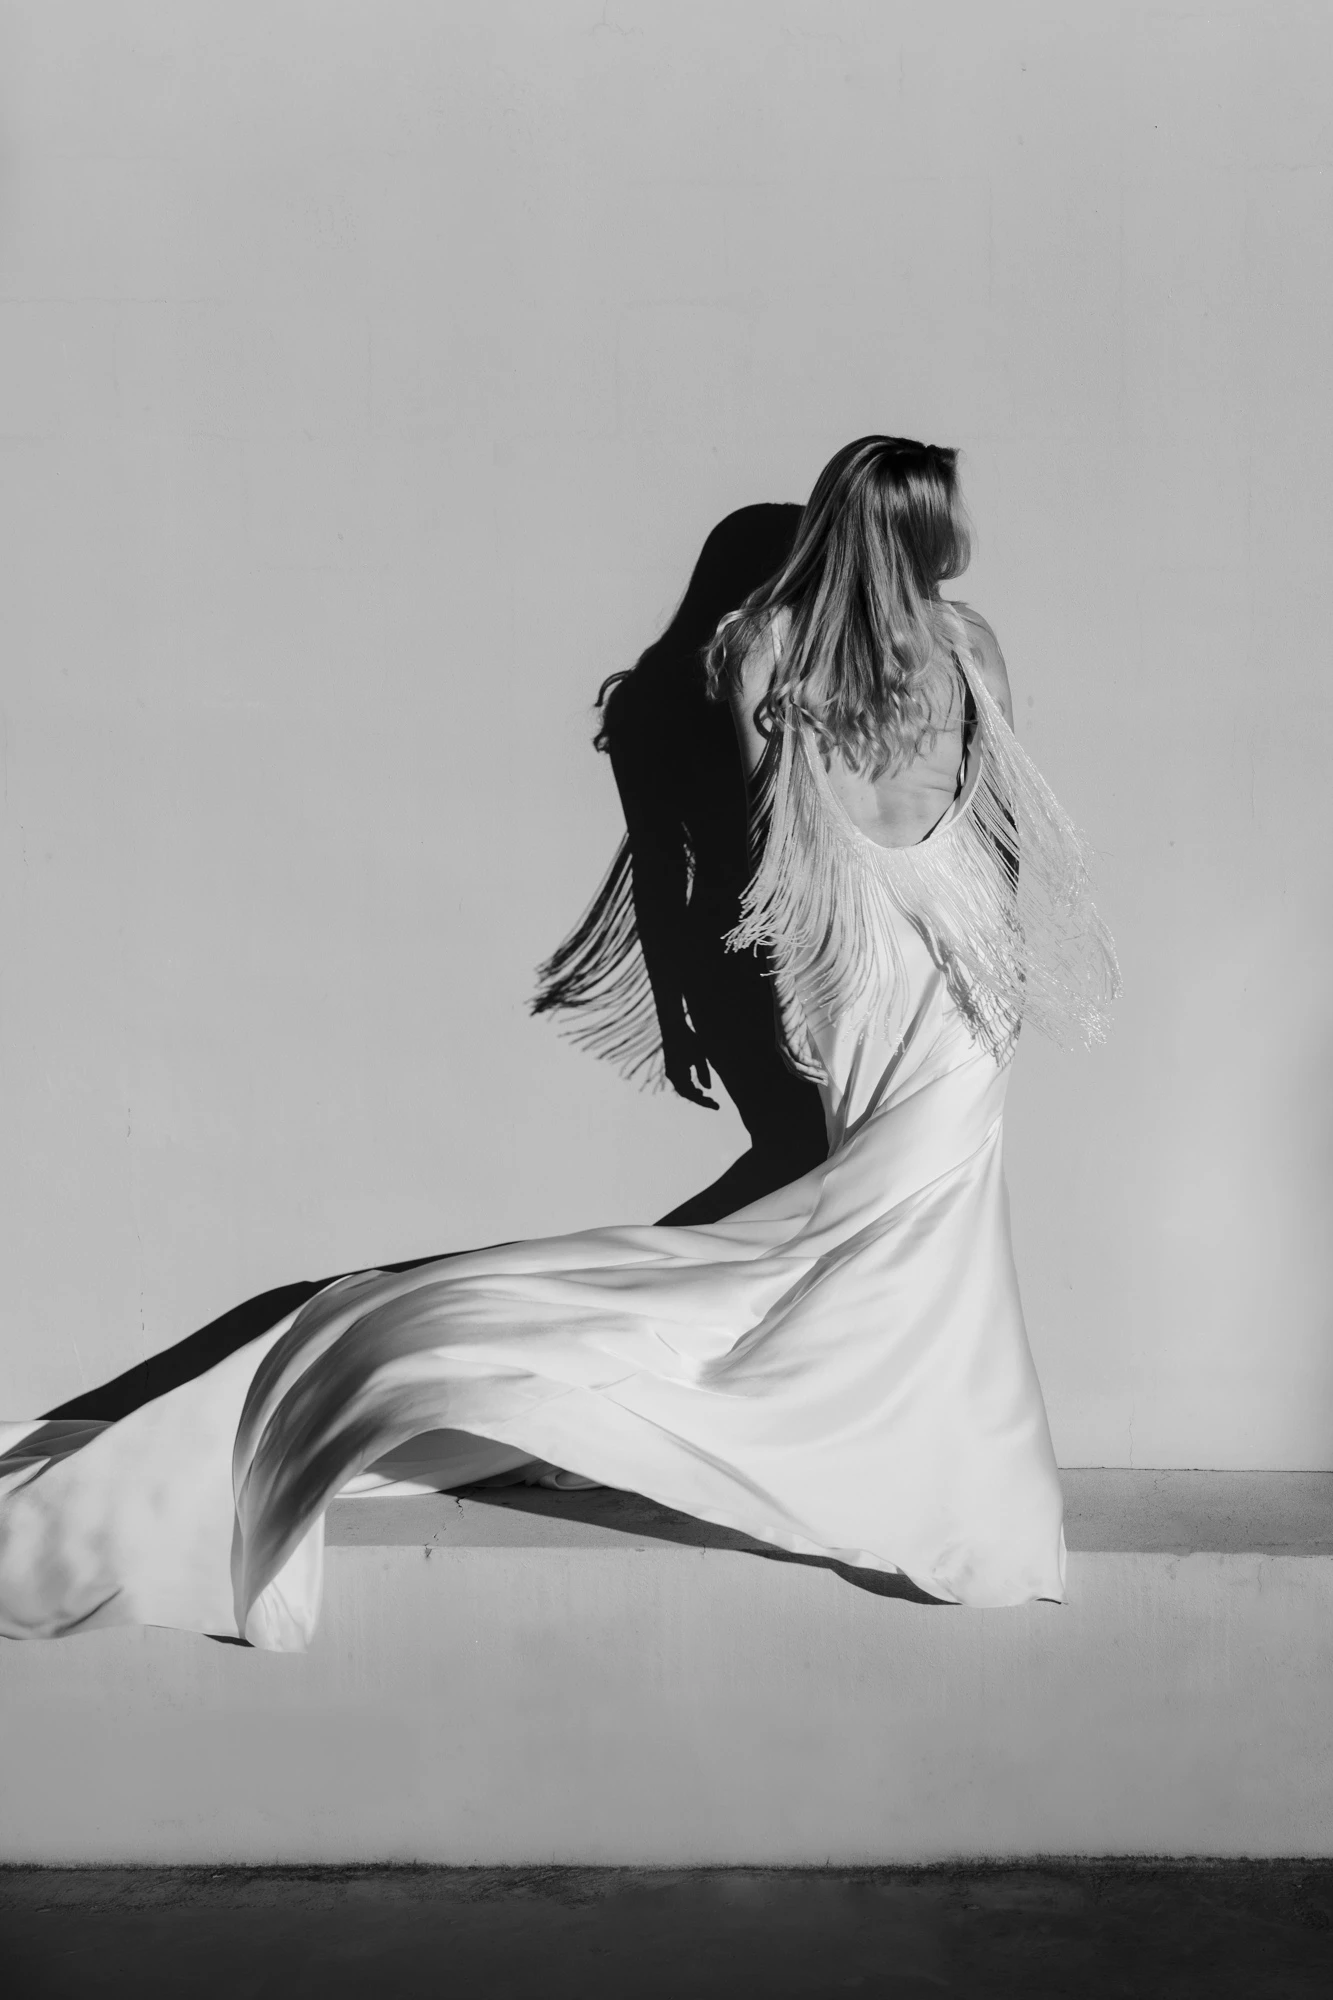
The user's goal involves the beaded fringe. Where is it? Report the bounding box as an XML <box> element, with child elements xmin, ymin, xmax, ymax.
<box><xmin>726</xmin><ymin>607</ymin><xmax>1121</xmax><ymax>1081</ymax></box>
<box><xmin>530</xmin><ymin>836</ymin><xmax>666</xmax><ymax>1088</ymax></box>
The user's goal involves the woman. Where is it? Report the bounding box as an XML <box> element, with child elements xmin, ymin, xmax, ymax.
<box><xmin>0</xmin><ymin>436</ymin><xmax>1117</xmax><ymax>1650</ymax></box>
<box><xmin>533</xmin><ymin>501</ymin><xmax>829</xmax><ymax>1223</ymax></box>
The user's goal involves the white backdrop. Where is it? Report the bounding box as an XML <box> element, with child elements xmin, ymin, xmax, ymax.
<box><xmin>1</xmin><ymin>0</ymin><xmax>1329</xmax><ymax>1467</ymax></box>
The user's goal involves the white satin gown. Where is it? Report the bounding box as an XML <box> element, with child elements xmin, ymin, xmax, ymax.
<box><xmin>0</xmin><ymin>609</ymin><xmax>1118</xmax><ymax>1650</ymax></box>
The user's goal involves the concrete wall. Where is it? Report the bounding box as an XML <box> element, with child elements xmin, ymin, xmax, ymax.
<box><xmin>3</xmin><ymin>1536</ymin><xmax>1331</xmax><ymax>1863</ymax></box>
<box><xmin>2</xmin><ymin>1</ymin><xmax>1330</xmax><ymax>1466</ymax></box>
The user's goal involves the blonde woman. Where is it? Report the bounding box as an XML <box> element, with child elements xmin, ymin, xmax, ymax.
<box><xmin>0</xmin><ymin>437</ymin><xmax>1117</xmax><ymax>1648</ymax></box>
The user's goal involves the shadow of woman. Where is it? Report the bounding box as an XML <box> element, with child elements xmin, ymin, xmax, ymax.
<box><xmin>38</xmin><ymin>1251</ymin><xmax>470</xmax><ymax>1424</ymax></box>
<box><xmin>533</xmin><ymin>502</ymin><xmax>829</xmax><ymax>1225</ymax></box>
<box><xmin>40</xmin><ymin>509</ymin><xmax>828</xmax><ymax>1422</ymax></box>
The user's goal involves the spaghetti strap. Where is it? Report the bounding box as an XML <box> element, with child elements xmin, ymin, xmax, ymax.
<box><xmin>954</xmin><ymin>663</ymin><xmax>977</xmax><ymax>798</ymax></box>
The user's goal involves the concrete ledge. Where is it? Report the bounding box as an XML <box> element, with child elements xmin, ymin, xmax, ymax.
<box><xmin>2</xmin><ymin>1473</ymin><xmax>1331</xmax><ymax>1866</ymax></box>
<box><xmin>326</xmin><ymin>1469</ymin><xmax>1333</xmax><ymax>1555</ymax></box>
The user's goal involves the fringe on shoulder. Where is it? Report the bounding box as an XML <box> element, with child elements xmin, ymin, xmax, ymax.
<box><xmin>530</xmin><ymin>837</ymin><xmax>666</xmax><ymax>1089</ymax></box>
<box><xmin>726</xmin><ymin>605</ymin><xmax>1121</xmax><ymax>1076</ymax></box>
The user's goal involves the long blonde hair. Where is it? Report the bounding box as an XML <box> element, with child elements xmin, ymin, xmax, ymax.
<box><xmin>705</xmin><ymin>436</ymin><xmax>972</xmax><ymax>777</ymax></box>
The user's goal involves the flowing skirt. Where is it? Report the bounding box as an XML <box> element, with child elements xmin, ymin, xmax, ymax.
<box><xmin>0</xmin><ymin>938</ymin><xmax>1065</xmax><ymax>1651</ymax></box>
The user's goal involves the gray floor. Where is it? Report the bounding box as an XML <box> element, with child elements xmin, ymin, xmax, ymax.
<box><xmin>3</xmin><ymin>1863</ymin><xmax>1331</xmax><ymax>1997</ymax></box>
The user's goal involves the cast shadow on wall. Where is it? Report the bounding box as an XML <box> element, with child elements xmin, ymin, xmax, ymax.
<box><xmin>533</xmin><ymin>500</ymin><xmax>829</xmax><ymax>1224</ymax></box>
<box><xmin>38</xmin><ymin>1253</ymin><xmax>460</xmax><ymax>1425</ymax></box>
<box><xmin>453</xmin><ymin>1483</ymin><xmax>947</xmax><ymax>1604</ymax></box>
<box><xmin>42</xmin><ymin>506</ymin><xmax>829</xmax><ymax>1432</ymax></box>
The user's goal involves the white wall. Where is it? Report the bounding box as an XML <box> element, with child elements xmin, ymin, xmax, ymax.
<box><xmin>3</xmin><ymin>1540</ymin><xmax>1331</xmax><ymax>1861</ymax></box>
<box><xmin>1</xmin><ymin>0</ymin><xmax>1329</xmax><ymax>1466</ymax></box>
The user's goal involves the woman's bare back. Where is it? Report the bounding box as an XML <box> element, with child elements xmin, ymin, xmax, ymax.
<box><xmin>729</xmin><ymin>601</ymin><xmax>1014</xmax><ymax>852</ymax></box>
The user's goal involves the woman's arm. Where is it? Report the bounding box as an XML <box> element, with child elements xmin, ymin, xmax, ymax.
<box><xmin>725</xmin><ymin>620</ymin><xmax>778</xmax><ymax>779</ymax></box>
<box><xmin>952</xmin><ymin>602</ymin><xmax>1015</xmax><ymax>727</ymax></box>
<box><xmin>951</xmin><ymin>601</ymin><xmax>1019</xmax><ymax>889</ymax></box>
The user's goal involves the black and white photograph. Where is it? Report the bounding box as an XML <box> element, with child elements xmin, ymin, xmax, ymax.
<box><xmin>0</xmin><ymin>3</ymin><xmax>1330</xmax><ymax>1993</ymax></box>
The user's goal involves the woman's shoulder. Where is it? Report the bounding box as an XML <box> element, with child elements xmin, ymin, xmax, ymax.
<box><xmin>944</xmin><ymin>600</ymin><xmax>1013</xmax><ymax>726</ymax></box>
<box><xmin>723</xmin><ymin>604</ymin><xmax>785</xmax><ymax>692</ymax></box>
<box><xmin>720</xmin><ymin>609</ymin><xmax>787</xmax><ymax>778</ymax></box>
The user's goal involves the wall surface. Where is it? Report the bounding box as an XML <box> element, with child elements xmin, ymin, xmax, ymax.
<box><xmin>2</xmin><ymin>1514</ymin><xmax>1331</xmax><ymax>1862</ymax></box>
<box><xmin>1</xmin><ymin>1</ymin><xmax>1330</xmax><ymax>1465</ymax></box>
